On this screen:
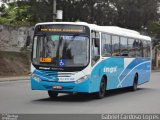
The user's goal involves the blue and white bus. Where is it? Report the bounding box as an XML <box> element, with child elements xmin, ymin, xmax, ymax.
<box><xmin>31</xmin><ymin>22</ymin><xmax>151</xmax><ymax>99</ymax></box>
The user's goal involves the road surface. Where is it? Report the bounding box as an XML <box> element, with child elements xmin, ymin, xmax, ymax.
<box><xmin>0</xmin><ymin>72</ymin><xmax>160</xmax><ymax>114</ymax></box>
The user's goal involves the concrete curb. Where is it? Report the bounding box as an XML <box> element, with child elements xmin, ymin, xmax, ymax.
<box><xmin>152</xmin><ymin>70</ymin><xmax>160</xmax><ymax>72</ymax></box>
<box><xmin>0</xmin><ymin>76</ymin><xmax>30</xmax><ymax>82</ymax></box>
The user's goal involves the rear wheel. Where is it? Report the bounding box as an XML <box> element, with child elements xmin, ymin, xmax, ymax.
<box><xmin>48</xmin><ymin>91</ymin><xmax>58</xmax><ymax>98</ymax></box>
<box><xmin>131</xmin><ymin>74</ymin><xmax>138</xmax><ymax>91</ymax></box>
<box><xmin>95</xmin><ymin>77</ymin><xmax>106</xmax><ymax>99</ymax></box>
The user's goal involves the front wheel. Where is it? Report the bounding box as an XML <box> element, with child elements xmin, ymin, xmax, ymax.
<box><xmin>48</xmin><ymin>91</ymin><xmax>58</xmax><ymax>98</ymax></box>
<box><xmin>95</xmin><ymin>77</ymin><xmax>106</xmax><ymax>99</ymax></box>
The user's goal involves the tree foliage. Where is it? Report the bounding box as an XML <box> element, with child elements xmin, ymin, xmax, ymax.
<box><xmin>28</xmin><ymin>0</ymin><xmax>53</xmax><ymax>24</ymax></box>
<box><xmin>0</xmin><ymin>2</ymin><xmax>31</xmax><ymax>26</ymax></box>
<box><xmin>57</xmin><ymin>0</ymin><xmax>159</xmax><ymax>28</ymax></box>
<box><xmin>114</xmin><ymin>0</ymin><xmax>159</xmax><ymax>29</ymax></box>
<box><xmin>0</xmin><ymin>0</ymin><xmax>159</xmax><ymax>33</ymax></box>
<box><xmin>148</xmin><ymin>21</ymin><xmax>160</xmax><ymax>35</ymax></box>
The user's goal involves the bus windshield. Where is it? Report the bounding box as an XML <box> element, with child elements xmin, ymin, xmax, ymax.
<box><xmin>32</xmin><ymin>34</ymin><xmax>89</xmax><ymax>67</ymax></box>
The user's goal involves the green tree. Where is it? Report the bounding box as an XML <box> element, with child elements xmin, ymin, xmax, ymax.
<box><xmin>57</xmin><ymin>0</ymin><xmax>159</xmax><ymax>30</ymax></box>
<box><xmin>0</xmin><ymin>3</ymin><xmax>6</xmax><ymax>13</ymax></box>
<box><xmin>148</xmin><ymin>21</ymin><xmax>160</xmax><ymax>35</ymax></box>
<box><xmin>0</xmin><ymin>0</ymin><xmax>159</xmax><ymax>30</ymax></box>
<box><xmin>113</xmin><ymin>0</ymin><xmax>159</xmax><ymax>30</ymax></box>
<box><xmin>28</xmin><ymin>0</ymin><xmax>53</xmax><ymax>24</ymax></box>
<box><xmin>0</xmin><ymin>2</ymin><xmax>31</xmax><ymax>26</ymax></box>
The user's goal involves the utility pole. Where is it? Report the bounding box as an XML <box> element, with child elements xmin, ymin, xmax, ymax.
<box><xmin>53</xmin><ymin>0</ymin><xmax>56</xmax><ymax>21</ymax></box>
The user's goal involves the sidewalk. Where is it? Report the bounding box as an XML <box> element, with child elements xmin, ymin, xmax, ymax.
<box><xmin>0</xmin><ymin>76</ymin><xmax>29</xmax><ymax>82</ymax></box>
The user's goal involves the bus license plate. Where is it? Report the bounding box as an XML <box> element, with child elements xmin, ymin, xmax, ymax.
<box><xmin>53</xmin><ymin>86</ymin><xmax>62</xmax><ymax>90</ymax></box>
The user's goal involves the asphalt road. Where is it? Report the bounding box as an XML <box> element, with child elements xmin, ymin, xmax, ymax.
<box><xmin>0</xmin><ymin>72</ymin><xmax>160</xmax><ymax>114</ymax></box>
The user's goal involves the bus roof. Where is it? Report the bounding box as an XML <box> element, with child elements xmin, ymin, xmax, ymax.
<box><xmin>35</xmin><ymin>22</ymin><xmax>151</xmax><ymax>41</ymax></box>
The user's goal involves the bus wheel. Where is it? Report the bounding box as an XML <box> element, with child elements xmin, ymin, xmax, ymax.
<box><xmin>48</xmin><ymin>91</ymin><xmax>58</xmax><ymax>98</ymax></box>
<box><xmin>131</xmin><ymin>74</ymin><xmax>138</xmax><ymax>91</ymax></box>
<box><xmin>95</xmin><ymin>77</ymin><xmax>106</xmax><ymax>99</ymax></box>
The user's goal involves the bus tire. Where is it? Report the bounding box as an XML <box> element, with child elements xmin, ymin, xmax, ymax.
<box><xmin>48</xmin><ymin>91</ymin><xmax>58</xmax><ymax>98</ymax></box>
<box><xmin>131</xmin><ymin>74</ymin><xmax>138</xmax><ymax>91</ymax></box>
<box><xmin>95</xmin><ymin>77</ymin><xmax>106</xmax><ymax>99</ymax></box>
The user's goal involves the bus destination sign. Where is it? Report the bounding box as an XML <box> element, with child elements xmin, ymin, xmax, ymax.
<box><xmin>36</xmin><ymin>24</ymin><xmax>87</xmax><ymax>33</ymax></box>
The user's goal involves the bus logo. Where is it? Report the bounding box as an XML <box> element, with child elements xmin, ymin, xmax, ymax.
<box><xmin>104</xmin><ymin>67</ymin><xmax>117</xmax><ymax>73</ymax></box>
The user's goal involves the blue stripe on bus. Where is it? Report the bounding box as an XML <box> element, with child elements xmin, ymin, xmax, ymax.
<box><xmin>118</xmin><ymin>60</ymin><xmax>151</xmax><ymax>88</ymax></box>
<box><xmin>90</xmin><ymin>57</ymin><xmax>151</xmax><ymax>91</ymax></box>
<box><xmin>118</xmin><ymin>58</ymin><xmax>151</xmax><ymax>86</ymax></box>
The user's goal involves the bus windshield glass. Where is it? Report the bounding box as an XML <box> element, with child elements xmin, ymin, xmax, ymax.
<box><xmin>32</xmin><ymin>34</ymin><xmax>89</xmax><ymax>67</ymax></box>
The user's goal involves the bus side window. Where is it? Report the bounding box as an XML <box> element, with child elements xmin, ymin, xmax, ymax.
<box><xmin>139</xmin><ymin>40</ymin><xmax>143</xmax><ymax>57</ymax></box>
<box><xmin>91</xmin><ymin>31</ymin><xmax>100</xmax><ymax>66</ymax></box>
<box><xmin>135</xmin><ymin>40</ymin><xmax>142</xmax><ymax>57</ymax></box>
<box><xmin>143</xmin><ymin>41</ymin><xmax>148</xmax><ymax>58</ymax></box>
<box><xmin>120</xmin><ymin>37</ymin><xmax>128</xmax><ymax>57</ymax></box>
<box><xmin>128</xmin><ymin>39</ymin><xmax>135</xmax><ymax>57</ymax></box>
<box><xmin>147</xmin><ymin>41</ymin><xmax>151</xmax><ymax>58</ymax></box>
<box><xmin>112</xmin><ymin>36</ymin><xmax>120</xmax><ymax>56</ymax></box>
<box><xmin>101</xmin><ymin>33</ymin><xmax>111</xmax><ymax>57</ymax></box>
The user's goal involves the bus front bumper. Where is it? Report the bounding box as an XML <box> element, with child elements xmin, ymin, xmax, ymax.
<box><xmin>31</xmin><ymin>78</ymin><xmax>90</xmax><ymax>93</ymax></box>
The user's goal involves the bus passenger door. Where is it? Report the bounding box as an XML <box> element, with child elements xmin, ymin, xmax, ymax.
<box><xmin>91</xmin><ymin>31</ymin><xmax>100</xmax><ymax>66</ymax></box>
<box><xmin>90</xmin><ymin>31</ymin><xmax>102</xmax><ymax>92</ymax></box>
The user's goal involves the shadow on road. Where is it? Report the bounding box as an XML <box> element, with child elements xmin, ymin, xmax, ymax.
<box><xmin>32</xmin><ymin>87</ymin><xmax>154</xmax><ymax>103</ymax></box>
<box><xmin>33</xmin><ymin>93</ymin><xmax>95</xmax><ymax>102</ymax></box>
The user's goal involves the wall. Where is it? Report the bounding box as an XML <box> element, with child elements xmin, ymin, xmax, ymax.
<box><xmin>0</xmin><ymin>25</ymin><xmax>34</xmax><ymax>52</ymax></box>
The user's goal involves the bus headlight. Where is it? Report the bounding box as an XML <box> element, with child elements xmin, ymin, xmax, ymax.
<box><xmin>31</xmin><ymin>74</ymin><xmax>41</xmax><ymax>82</ymax></box>
<box><xmin>75</xmin><ymin>75</ymin><xmax>89</xmax><ymax>84</ymax></box>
